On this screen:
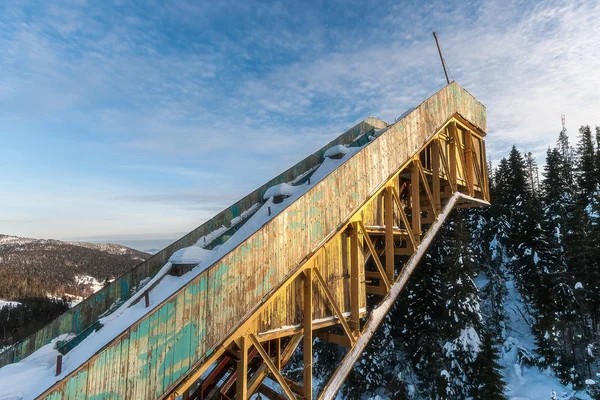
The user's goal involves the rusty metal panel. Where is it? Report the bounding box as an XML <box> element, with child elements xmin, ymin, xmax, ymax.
<box><xmin>39</xmin><ymin>82</ymin><xmax>486</xmax><ymax>399</ymax></box>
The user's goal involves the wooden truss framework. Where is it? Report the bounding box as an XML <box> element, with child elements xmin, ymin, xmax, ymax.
<box><xmin>165</xmin><ymin>116</ymin><xmax>489</xmax><ymax>400</ymax></box>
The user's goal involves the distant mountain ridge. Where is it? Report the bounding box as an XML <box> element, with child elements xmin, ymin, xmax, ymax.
<box><xmin>0</xmin><ymin>234</ymin><xmax>149</xmax><ymax>301</ymax></box>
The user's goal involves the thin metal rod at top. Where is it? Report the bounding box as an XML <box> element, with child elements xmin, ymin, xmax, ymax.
<box><xmin>433</xmin><ymin>31</ymin><xmax>450</xmax><ymax>84</ymax></box>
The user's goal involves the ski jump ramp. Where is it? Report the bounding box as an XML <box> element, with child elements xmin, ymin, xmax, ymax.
<box><xmin>0</xmin><ymin>81</ymin><xmax>488</xmax><ymax>400</ymax></box>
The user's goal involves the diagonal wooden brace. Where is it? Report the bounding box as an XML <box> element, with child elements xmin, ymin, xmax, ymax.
<box><xmin>249</xmin><ymin>334</ymin><xmax>297</xmax><ymax>400</ymax></box>
<box><xmin>357</xmin><ymin>220</ymin><xmax>391</xmax><ymax>291</ymax></box>
<box><xmin>415</xmin><ymin>158</ymin><xmax>438</xmax><ymax>219</ymax></box>
<box><xmin>313</xmin><ymin>268</ymin><xmax>357</xmax><ymax>346</ymax></box>
<box><xmin>391</xmin><ymin>188</ymin><xmax>417</xmax><ymax>250</ymax></box>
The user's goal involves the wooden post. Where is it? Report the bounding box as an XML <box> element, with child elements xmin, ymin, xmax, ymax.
<box><xmin>464</xmin><ymin>130</ymin><xmax>475</xmax><ymax>196</ymax></box>
<box><xmin>448</xmin><ymin>123</ymin><xmax>458</xmax><ymax>191</ymax></box>
<box><xmin>384</xmin><ymin>188</ymin><xmax>394</xmax><ymax>282</ymax></box>
<box><xmin>432</xmin><ymin>140</ymin><xmax>441</xmax><ymax>213</ymax></box>
<box><xmin>275</xmin><ymin>337</ymin><xmax>281</xmax><ymax>371</ymax></box>
<box><xmin>144</xmin><ymin>291</ymin><xmax>150</xmax><ymax>308</ymax></box>
<box><xmin>303</xmin><ymin>268</ymin><xmax>313</xmax><ymax>400</ymax></box>
<box><xmin>481</xmin><ymin>137</ymin><xmax>490</xmax><ymax>201</ymax></box>
<box><xmin>56</xmin><ymin>354</ymin><xmax>63</xmax><ymax>376</ymax></box>
<box><xmin>349</xmin><ymin>225</ymin><xmax>360</xmax><ymax>335</ymax></box>
<box><xmin>411</xmin><ymin>161</ymin><xmax>421</xmax><ymax>244</ymax></box>
<box><xmin>236</xmin><ymin>336</ymin><xmax>248</xmax><ymax>400</ymax></box>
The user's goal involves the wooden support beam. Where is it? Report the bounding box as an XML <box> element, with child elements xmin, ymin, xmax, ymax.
<box><xmin>432</xmin><ymin>139</ymin><xmax>441</xmax><ymax>214</ymax></box>
<box><xmin>248</xmin><ymin>334</ymin><xmax>303</xmax><ymax>397</ymax></box>
<box><xmin>464</xmin><ymin>130</ymin><xmax>475</xmax><ymax>196</ymax></box>
<box><xmin>410</xmin><ymin>163</ymin><xmax>421</xmax><ymax>244</ymax></box>
<box><xmin>275</xmin><ymin>338</ymin><xmax>281</xmax><ymax>371</ymax></box>
<box><xmin>313</xmin><ymin>268</ymin><xmax>356</xmax><ymax>346</ymax></box>
<box><xmin>365</xmin><ymin>284</ymin><xmax>388</xmax><ymax>295</ymax></box>
<box><xmin>439</xmin><ymin>147</ymin><xmax>456</xmax><ymax>194</ymax></box>
<box><xmin>303</xmin><ymin>268</ymin><xmax>313</xmax><ymax>400</ymax></box>
<box><xmin>448</xmin><ymin>123</ymin><xmax>458</xmax><ymax>191</ymax></box>
<box><xmin>481</xmin><ymin>136</ymin><xmax>490</xmax><ymax>201</ymax></box>
<box><xmin>391</xmin><ymin>189</ymin><xmax>417</xmax><ymax>250</ymax></box>
<box><xmin>348</xmin><ymin>224</ymin><xmax>360</xmax><ymax>335</ymax></box>
<box><xmin>259</xmin><ymin>383</ymin><xmax>289</xmax><ymax>400</ymax></box>
<box><xmin>236</xmin><ymin>336</ymin><xmax>249</xmax><ymax>400</ymax></box>
<box><xmin>384</xmin><ymin>187</ymin><xmax>395</xmax><ymax>282</ymax></box>
<box><xmin>314</xmin><ymin>331</ymin><xmax>352</xmax><ymax>348</ymax></box>
<box><xmin>249</xmin><ymin>334</ymin><xmax>296</xmax><ymax>400</ymax></box>
<box><xmin>416</xmin><ymin>159</ymin><xmax>438</xmax><ymax>219</ymax></box>
<box><xmin>470</xmin><ymin>135</ymin><xmax>487</xmax><ymax>200</ymax></box>
<box><xmin>284</xmin><ymin>377</ymin><xmax>306</xmax><ymax>397</ymax></box>
<box><xmin>365</xmin><ymin>271</ymin><xmax>387</xmax><ymax>279</ymax></box>
<box><xmin>357</xmin><ymin>221</ymin><xmax>391</xmax><ymax>291</ymax></box>
<box><xmin>394</xmin><ymin>247</ymin><xmax>413</xmax><ymax>256</ymax></box>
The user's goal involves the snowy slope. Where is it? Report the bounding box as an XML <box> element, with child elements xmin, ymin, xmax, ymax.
<box><xmin>478</xmin><ymin>275</ymin><xmax>592</xmax><ymax>400</ymax></box>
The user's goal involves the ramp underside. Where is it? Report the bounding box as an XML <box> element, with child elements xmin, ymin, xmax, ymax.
<box><xmin>37</xmin><ymin>82</ymin><xmax>487</xmax><ymax>400</ymax></box>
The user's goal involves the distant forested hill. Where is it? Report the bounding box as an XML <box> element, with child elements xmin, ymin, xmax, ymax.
<box><xmin>0</xmin><ymin>234</ymin><xmax>149</xmax><ymax>300</ymax></box>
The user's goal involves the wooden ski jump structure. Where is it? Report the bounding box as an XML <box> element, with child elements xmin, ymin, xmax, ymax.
<box><xmin>1</xmin><ymin>82</ymin><xmax>488</xmax><ymax>400</ymax></box>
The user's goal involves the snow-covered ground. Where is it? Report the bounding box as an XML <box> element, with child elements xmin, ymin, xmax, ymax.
<box><xmin>0</xmin><ymin>334</ymin><xmax>74</xmax><ymax>400</ymax></box>
<box><xmin>0</xmin><ymin>300</ymin><xmax>20</xmax><ymax>309</ymax></box>
<box><xmin>478</xmin><ymin>275</ymin><xmax>592</xmax><ymax>400</ymax></box>
<box><xmin>74</xmin><ymin>275</ymin><xmax>104</xmax><ymax>294</ymax></box>
<box><xmin>0</xmin><ymin>138</ymin><xmax>376</xmax><ymax>399</ymax></box>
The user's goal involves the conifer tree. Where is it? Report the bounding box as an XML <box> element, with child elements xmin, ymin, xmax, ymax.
<box><xmin>575</xmin><ymin>125</ymin><xmax>597</xmax><ymax>201</ymax></box>
<box><xmin>534</xmin><ymin>144</ymin><xmax>581</xmax><ymax>383</ymax></box>
<box><xmin>471</xmin><ymin>329</ymin><xmax>507</xmax><ymax>400</ymax></box>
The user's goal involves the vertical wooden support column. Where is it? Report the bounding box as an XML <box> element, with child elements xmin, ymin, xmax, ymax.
<box><xmin>432</xmin><ymin>140</ymin><xmax>441</xmax><ymax>214</ymax></box>
<box><xmin>464</xmin><ymin>130</ymin><xmax>475</xmax><ymax>196</ymax></box>
<box><xmin>303</xmin><ymin>268</ymin><xmax>313</xmax><ymax>400</ymax></box>
<box><xmin>275</xmin><ymin>338</ymin><xmax>281</xmax><ymax>371</ymax></box>
<box><xmin>349</xmin><ymin>224</ymin><xmax>360</xmax><ymax>334</ymax></box>
<box><xmin>384</xmin><ymin>188</ymin><xmax>394</xmax><ymax>282</ymax></box>
<box><xmin>411</xmin><ymin>161</ymin><xmax>421</xmax><ymax>244</ymax></box>
<box><xmin>481</xmin><ymin>138</ymin><xmax>490</xmax><ymax>201</ymax></box>
<box><xmin>448</xmin><ymin>123</ymin><xmax>458</xmax><ymax>191</ymax></box>
<box><xmin>236</xmin><ymin>336</ymin><xmax>248</xmax><ymax>400</ymax></box>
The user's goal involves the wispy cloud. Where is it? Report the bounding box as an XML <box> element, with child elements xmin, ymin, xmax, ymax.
<box><xmin>1</xmin><ymin>0</ymin><xmax>598</xmax><ymax>238</ymax></box>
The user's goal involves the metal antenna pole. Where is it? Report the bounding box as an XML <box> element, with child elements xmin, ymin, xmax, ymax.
<box><xmin>433</xmin><ymin>32</ymin><xmax>450</xmax><ymax>84</ymax></box>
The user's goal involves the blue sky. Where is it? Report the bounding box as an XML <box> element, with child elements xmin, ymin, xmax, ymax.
<box><xmin>1</xmin><ymin>0</ymin><xmax>599</xmax><ymax>240</ymax></box>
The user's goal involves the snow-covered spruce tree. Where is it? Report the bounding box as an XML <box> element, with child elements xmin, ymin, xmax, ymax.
<box><xmin>471</xmin><ymin>328</ymin><xmax>507</xmax><ymax>400</ymax></box>
<box><xmin>534</xmin><ymin>143</ymin><xmax>581</xmax><ymax>383</ymax></box>
<box><xmin>394</xmin><ymin>211</ymin><xmax>497</xmax><ymax>399</ymax></box>
<box><xmin>394</xmin><ymin>233</ymin><xmax>447</xmax><ymax>397</ymax></box>
<box><xmin>575</xmin><ymin>125</ymin><xmax>597</xmax><ymax>201</ymax></box>
<box><xmin>571</xmin><ymin>126</ymin><xmax>599</xmax><ymax>321</ymax></box>
<box><xmin>438</xmin><ymin>212</ymin><xmax>486</xmax><ymax>399</ymax></box>
<box><xmin>569</xmin><ymin>125</ymin><xmax>600</xmax><ymax>378</ymax></box>
<box><xmin>470</xmin><ymin>168</ymin><xmax>509</xmax><ymax>340</ymax></box>
<box><xmin>343</xmin><ymin>310</ymin><xmax>410</xmax><ymax>399</ymax></box>
<box><xmin>596</xmin><ymin>126</ymin><xmax>600</xmax><ymax>192</ymax></box>
<box><xmin>494</xmin><ymin>146</ymin><xmax>544</xmax><ymax>304</ymax></box>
